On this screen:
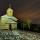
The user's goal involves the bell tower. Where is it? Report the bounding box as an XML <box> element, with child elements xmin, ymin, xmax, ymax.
<box><xmin>6</xmin><ymin>4</ymin><xmax>13</xmax><ymax>16</ymax></box>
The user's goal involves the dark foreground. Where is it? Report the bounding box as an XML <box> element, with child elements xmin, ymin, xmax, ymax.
<box><xmin>0</xmin><ymin>30</ymin><xmax>40</xmax><ymax>40</ymax></box>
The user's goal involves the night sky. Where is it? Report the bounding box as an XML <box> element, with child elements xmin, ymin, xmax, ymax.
<box><xmin>0</xmin><ymin>0</ymin><xmax>40</xmax><ymax>24</ymax></box>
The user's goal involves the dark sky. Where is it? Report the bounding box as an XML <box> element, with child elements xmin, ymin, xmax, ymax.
<box><xmin>0</xmin><ymin>0</ymin><xmax>40</xmax><ymax>24</ymax></box>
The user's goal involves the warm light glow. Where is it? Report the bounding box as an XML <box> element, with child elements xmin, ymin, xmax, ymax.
<box><xmin>6</xmin><ymin>8</ymin><xmax>13</xmax><ymax>16</ymax></box>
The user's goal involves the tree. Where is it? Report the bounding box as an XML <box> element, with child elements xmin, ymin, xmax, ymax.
<box><xmin>26</xmin><ymin>19</ymin><xmax>32</xmax><ymax>30</ymax></box>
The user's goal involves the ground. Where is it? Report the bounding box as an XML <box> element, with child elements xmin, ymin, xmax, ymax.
<box><xmin>0</xmin><ymin>30</ymin><xmax>40</xmax><ymax>40</ymax></box>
